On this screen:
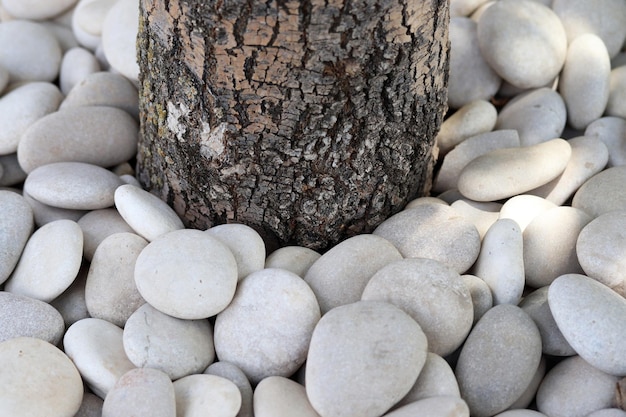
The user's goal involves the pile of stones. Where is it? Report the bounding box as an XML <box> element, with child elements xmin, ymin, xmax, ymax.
<box><xmin>1</xmin><ymin>0</ymin><xmax>626</xmax><ymax>416</ymax></box>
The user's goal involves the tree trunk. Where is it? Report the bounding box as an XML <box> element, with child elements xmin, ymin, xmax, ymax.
<box><xmin>137</xmin><ymin>0</ymin><xmax>449</xmax><ymax>250</ymax></box>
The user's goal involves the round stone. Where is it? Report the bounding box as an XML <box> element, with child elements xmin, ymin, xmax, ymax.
<box><xmin>0</xmin><ymin>291</ymin><xmax>65</xmax><ymax>345</ymax></box>
<box><xmin>86</xmin><ymin>232</ymin><xmax>147</xmax><ymax>326</ymax></box>
<box><xmin>264</xmin><ymin>246</ymin><xmax>321</xmax><ymax>277</ymax></box>
<box><xmin>395</xmin><ymin>352</ymin><xmax>460</xmax><ymax>407</ymax></box>
<box><xmin>63</xmin><ymin>318</ymin><xmax>136</xmax><ymax>398</ymax></box>
<box><xmin>477</xmin><ymin>0</ymin><xmax>567</xmax><ymax>89</ymax></box>
<box><xmin>24</xmin><ymin>162</ymin><xmax>124</xmax><ymax>210</ymax></box>
<box><xmin>101</xmin><ymin>0</ymin><xmax>139</xmax><ymax>81</ymax></box>
<box><xmin>0</xmin><ymin>190</ymin><xmax>33</xmax><ymax>284</ymax></box>
<box><xmin>549</xmin><ymin>274</ymin><xmax>626</xmax><ymax>375</ymax></box>
<box><xmin>254</xmin><ymin>376</ymin><xmax>320</xmax><ymax>417</ymax></box>
<box><xmin>173</xmin><ymin>374</ymin><xmax>241</xmax><ymax>417</ymax></box>
<box><xmin>123</xmin><ymin>303</ymin><xmax>215</xmax><ymax>380</ymax></box>
<box><xmin>499</xmin><ymin>195</ymin><xmax>557</xmax><ymax>231</ymax></box>
<box><xmin>383</xmin><ymin>397</ymin><xmax>470</xmax><ymax>417</ymax></box>
<box><xmin>134</xmin><ymin>229</ymin><xmax>238</xmax><ymax>319</ymax></box>
<box><xmin>585</xmin><ymin>117</ymin><xmax>626</xmax><ymax>168</ymax></box>
<box><xmin>458</xmin><ymin>138</ymin><xmax>571</xmax><ymax>202</ymax></box>
<box><xmin>461</xmin><ymin>274</ymin><xmax>493</xmax><ymax>324</ymax></box>
<box><xmin>303</xmin><ymin>234</ymin><xmax>402</xmax><ymax>314</ymax></box>
<box><xmin>102</xmin><ymin>368</ymin><xmax>175</xmax><ymax>417</ymax></box>
<box><xmin>306</xmin><ymin>301</ymin><xmax>427</xmax><ymax>417</ymax></box>
<box><xmin>435</xmin><ymin>99</ymin><xmax>498</xmax><ymax>156</ymax></box>
<box><xmin>559</xmin><ymin>34</ymin><xmax>611</xmax><ymax>130</ymax></box>
<box><xmin>214</xmin><ymin>268</ymin><xmax>320</xmax><ymax>383</ymax></box>
<box><xmin>5</xmin><ymin>219</ymin><xmax>83</xmax><ymax>302</ymax></box>
<box><xmin>0</xmin><ymin>337</ymin><xmax>83</xmax><ymax>417</ymax></box>
<box><xmin>204</xmin><ymin>362</ymin><xmax>253</xmax><ymax>417</ymax></box>
<box><xmin>450</xmin><ymin>0</ymin><xmax>491</xmax><ymax>17</ymax></box>
<box><xmin>456</xmin><ymin>304</ymin><xmax>542</xmax><ymax>417</ymax></box>
<box><xmin>206</xmin><ymin>224</ymin><xmax>266</xmax><ymax>281</ymax></box>
<box><xmin>77</xmin><ymin>208</ymin><xmax>134</xmax><ymax>261</ymax></box>
<box><xmin>361</xmin><ymin>258</ymin><xmax>473</xmax><ymax>356</ymax></box>
<box><xmin>59</xmin><ymin>46</ymin><xmax>101</xmax><ymax>95</ymax></box>
<box><xmin>573</xmin><ymin>166</ymin><xmax>626</xmax><ymax>218</ymax></box>
<box><xmin>373</xmin><ymin>203</ymin><xmax>481</xmax><ymax>274</ymax></box>
<box><xmin>114</xmin><ymin>184</ymin><xmax>184</xmax><ymax>242</ymax></box>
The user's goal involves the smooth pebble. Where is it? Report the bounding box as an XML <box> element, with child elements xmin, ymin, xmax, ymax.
<box><xmin>173</xmin><ymin>374</ymin><xmax>242</xmax><ymax>417</ymax></box>
<box><xmin>607</xmin><ymin>67</ymin><xmax>626</xmax><ymax>119</ymax></box>
<box><xmin>254</xmin><ymin>376</ymin><xmax>321</xmax><ymax>417</ymax></box>
<box><xmin>572</xmin><ymin>165</ymin><xmax>626</xmax><ymax>217</ymax></box>
<box><xmin>0</xmin><ymin>190</ymin><xmax>33</xmax><ymax>284</ymax></box>
<box><xmin>264</xmin><ymin>245</ymin><xmax>321</xmax><ymax>277</ymax></box>
<box><xmin>461</xmin><ymin>274</ymin><xmax>493</xmax><ymax>324</ymax></box>
<box><xmin>587</xmin><ymin>411</ymin><xmax>626</xmax><ymax>417</ymax></box>
<box><xmin>499</xmin><ymin>195</ymin><xmax>557</xmax><ymax>231</ymax></box>
<box><xmin>584</xmin><ymin>117</ymin><xmax>626</xmax><ymax>168</ymax></box>
<box><xmin>0</xmin><ymin>291</ymin><xmax>65</xmax><ymax>345</ymax></box>
<box><xmin>450</xmin><ymin>199</ymin><xmax>501</xmax><ymax>239</ymax></box>
<box><xmin>50</xmin><ymin>266</ymin><xmax>90</xmax><ymax>328</ymax></box>
<box><xmin>101</xmin><ymin>0</ymin><xmax>139</xmax><ymax>81</ymax></box>
<box><xmin>59</xmin><ymin>46</ymin><xmax>101</xmax><ymax>95</ymax></box>
<box><xmin>383</xmin><ymin>396</ymin><xmax>470</xmax><ymax>417</ymax></box>
<box><xmin>23</xmin><ymin>190</ymin><xmax>88</xmax><ymax>227</ymax></box>
<box><xmin>206</xmin><ymin>224</ymin><xmax>266</xmax><ymax>281</ymax></box>
<box><xmin>435</xmin><ymin>99</ymin><xmax>498</xmax><ymax>156</ymax></box>
<box><xmin>77</xmin><ymin>208</ymin><xmax>134</xmax><ymax>261</ymax></box>
<box><xmin>0</xmin><ymin>153</ymin><xmax>27</xmax><ymax>186</ymax></box>
<box><xmin>74</xmin><ymin>392</ymin><xmax>104</xmax><ymax>417</ymax></box>
<box><xmin>205</xmin><ymin>361</ymin><xmax>254</xmax><ymax>417</ymax></box>
<box><xmin>2</xmin><ymin>0</ymin><xmax>77</xmax><ymax>20</ymax></box>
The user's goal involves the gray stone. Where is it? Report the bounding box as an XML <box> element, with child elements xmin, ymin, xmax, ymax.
<box><xmin>0</xmin><ymin>153</ymin><xmax>27</xmax><ymax>186</ymax></box>
<box><xmin>206</xmin><ymin>224</ymin><xmax>266</xmax><ymax>281</ymax></box>
<box><xmin>77</xmin><ymin>208</ymin><xmax>134</xmax><ymax>261</ymax></box>
<box><xmin>254</xmin><ymin>376</ymin><xmax>321</xmax><ymax>417</ymax></box>
<box><xmin>264</xmin><ymin>246</ymin><xmax>321</xmax><ymax>277</ymax></box>
<box><xmin>587</xmin><ymin>410</ymin><xmax>626</xmax><ymax>417</ymax></box>
<box><xmin>508</xmin><ymin>357</ymin><xmax>547</xmax><ymax>410</ymax></box>
<box><xmin>0</xmin><ymin>190</ymin><xmax>33</xmax><ymax>284</ymax></box>
<box><xmin>572</xmin><ymin>166</ymin><xmax>626</xmax><ymax>217</ymax></box>
<box><xmin>205</xmin><ymin>361</ymin><xmax>253</xmax><ymax>417</ymax></box>
<box><xmin>74</xmin><ymin>393</ymin><xmax>104</xmax><ymax>417</ymax></box>
<box><xmin>0</xmin><ymin>291</ymin><xmax>65</xmax><ymax>345</ymax></box>
<box><xmin>461</xmin><ymin>274</ymin><xmax>493</xmax><ymax>324</ymax></box>
<box><xmin>436</xmin><ymin>99</ymin><xmax>498</xmax><ymax>156</ymax></box>
<box><xmin>584</xmin><ymin>117</ymin><xmax>626</xmax><ymax>168</ymax></box>
<box><xmin>50</xmin><ymin>265</ymin><xmax>90</xmax><ymax>328</ymax></box>
<box><xmin>173</xmin><ymin>374</ymin><xmax>241</xmax><ymax>417</ymax></box>
<box><xmin>102</xmin><ymin>368</ymin><xmax>175</xmax><ymax>417</ymax></box>
<box><xmin>383</xmin><ymin>397</ymin><xmax>470</xmax><ymax>417</ymax></box>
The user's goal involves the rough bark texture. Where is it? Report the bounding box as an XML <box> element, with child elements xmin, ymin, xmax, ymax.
<box><xmin>137</xmin><ymin>0</ymin><xmax>449</xmax><ymax>250</ymax></box>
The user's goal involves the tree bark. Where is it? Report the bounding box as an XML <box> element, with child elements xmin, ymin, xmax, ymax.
<box><xmin>137</xmin><ymin>0</ymin><xmax>449</xmax><ymax>250</ymax></box>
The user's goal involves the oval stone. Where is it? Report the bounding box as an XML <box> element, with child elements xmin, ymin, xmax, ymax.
<box><xmin>0</xmin><ymin>190</ymin><xmax>33</xmax><ymax>284</ymax></box>
<box><xmin>102</xmin><ymin>368</ymin><xmax>175</xmax><ymax>417</ymax></box>
<box><xmin>305</xmin><ymin>301</ymin><xmax>427</xmax><ymax>417</ymax></box>
<box><xmin>173</xmin><ymin>374</ymin><xmax>242</xmax><ymax>417</ymax></box>
<box><xmin>304</xmin><ymin>234</ymin><xmax>402</xmax><ymax>314</ymax></box>
<box><xmin>264</xmin><ymin>245</ymin><xmax>321</xmax><ymax>277</ymax></box>
<box><xmin>0</xmin><ymin>337</ymin><xmax>83</xmax><ymax>417</ymax></box>
<box><xmin>254</xmin><ymin>376</ymin><xmax>320</xmax><ymax>417</ymax></box>
<box><xmin>499</xmin><ymin>195</ymin><xmax>557</xmax><ymax>231</ymax></box>
<box><xmin>456</xmin><ymin>304</ymin><xmax>542</xmax><ymax>417</ymax></box>
<box><xmin>0</xmin><ymin>291</ymin><xmax>65</xmax><ymax>345</ymax></box>
<box><xmin>215</xmin><ymin>268</ymin><xmax>320</xmax><ymax>383</ymax></box>
<box><xmin>362</xmin><ymin>258</ymin><xmax>473</xmax><ymax>356</ymax></box>
<box><xmin>436</xmin><ymin>99</ymin><xmax>498</xmax><ymax>156</ymax></box>
<box><xmin>585</xmin><ymin>117</ymin><xmax>626</xmax><ymax>168</ymax></box>
<box><xmin>607</xmin><ymin>67</ymin><xmax>626</xmax><ymax>120</ymax></box>
<box><xmin>461</xmin><ymin>274</ymin><xmax>493</xmax><ymax>324</ymax></box>
<box><xmin>396</xmin><ymin>352</ymin><xmax>461</xmax><ymax>407</ymax></box>
<box><xmin>383</xmin><ymin>397</ymin><xmax>470</xmax><ymax>417</ymax></box>
<box><xmin>18</xmin><ymin>106</ymin><xmax>138</xmax><ymax>173</ymax></box>
<box><xmin>450</xmin><ymin>199</ymin><xmax>501</xmax><ymax>239</ymax></box>
<box><xmin>458</xmin><ymin>139</ymin><xmax>571</xmax><ymax>202</ymax></box>
<box><xmin>101</xmin><ymin>0</ymin><xmax>139</xmax><ymax>81</ymax></box>
<box><xmin>205</xmin><ymin>361</ymin><xmax>254</xmax><ymax>417</ymax></box>
<box><xmin>5</xmin><ymin>219</ymin><xmax>83</xmax><ymax>302</ymax></box>
<box><xmin>59</xmin><ymin>46</ymin><xmax>101</xmax><ymax>95</ymax></box>
<box><xmin>50</xmin><ymin>266</ymin><xmax>90</xmax><ymax>329</ymax></box>
<box><xmin>572</xmin><ymin>166</ymin><xmax>626</xmax><ymax>217</ymax></box>
<box><xmin>24</xmin><ymin>162</ymin><xmax>124</xmax><ymax>210</ymax></box>
<box><xmin>206</xmin><ymin>224</ymin><xmax>266</xmax><ymax>281</ymax></box>
<box><xmin>2</xmin><ymin>0</ymin><xmax>76</xmax><ymax>20</ymax></box>
<box><xmin>77</xmin><ymin>208</ymin><xmax>134</xmax><ymax>261</ymax></box>
<box><xmin>373</xmin><ymin>203</ymin><xmax>480</xmax><ymax>274</ymax></box>
<box><xmin>23</xmin><ymin>191</ymin><xmax>88</xmax><ymax>227</ymax></box>
<box><xmin>134</xmin><ymin>229</ymin><xmax>237</xmax><ymax>319</ymax></box>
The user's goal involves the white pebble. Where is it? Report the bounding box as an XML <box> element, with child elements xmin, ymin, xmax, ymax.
<box><xmin>59</xmin><ymin>47</ymin><xmax>101</xmax><ymax>94</ymax></box>
<box><xmin>0</xmin><ymin>291</ymin><xmax>65</xmax><ymax>345</ymax></box>
<box><xmin>264</xmin><ymin>245</ymin><xmax>321</xmax><ymax>277</ymax></box>
<box><xmin>101</xmin><ymin>0</ymin><xmax>139</xmax><ymax>81</ymax></box>
<box><xmin>77</xmin><ymin>208</ymin><xmax>134</xmax><ymax>261</ymax></box>
<box><xmin>254</xmin><ymin>376</ymin><xmax>321</xmax><ymax>417</ymax></box>
<box><xmin>499</xmin><ymin>195</ymin><xmax>557</xmax><ymax>231</ymax></box>
<box><xmin>2</xmin><ymin>0</ymin><xmax>77</xmax><ymax>20</ymax></box>
<box><xmin>383</xmin><ymin>396</ymin><xmax>470</xmax><ymax>417</ymax></box>
<box><xmin>461</xmin><ymin>274</ymin><xmax>493</xmax><ymax>324</ymax></box>
<box><xmin>572</xmin><ymin>165</ymin><xmax>626</xmax><ymax>217</ymax></box>
<box><xmin>0</xmin><ymin>190</ymin><xmax>33</xmax><ymax>284</ymax></box>
<box><xmin>173</xmin><ymin>374</ymin><xmax>242</xmax><ymax>417</ymax></box>
<box><xmin>435</xmin><ymin>99</ymin><xmax>498</xmax><ymax>156</ymax></box>
<box><xmin>204</xmin><ymin>362</ymin><xmax>254</xmax><ymax>417</ymax></box>
<box><xmin>206</xmin><ymin>224</ymin><xmax>266</xmax><ymax>281</ymax></box>
<box><xmin>585</xmin><ymin>117</ymin><xmax>626</xmax><ymax>168</ymax></box>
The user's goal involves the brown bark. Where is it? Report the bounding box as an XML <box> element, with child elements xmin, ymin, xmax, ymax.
<box><xmin>137</xmin><ymin>0</ymin><xmax>449</xmax><ymax>250</ymax></box>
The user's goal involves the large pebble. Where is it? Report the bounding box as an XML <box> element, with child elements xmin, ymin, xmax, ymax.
<box><xmin>549</xmin><ymin>274</ymin><xmax>626</xmax><ymax>375</ymax></box>
<box><xmin>495</xmin><ymin>88</ymin><xmax>567</xmax><ymax>146</ymax></box>
<box><xmin>205</xmin><ymin>361</ymin><xmax>253</xmax><ymax>417</ymax></box>
<box><xmin>572</xmin><ymin>166</ymin><xmax>626</xmax><ymax>217</ymax></box>
<box><xmin>577</xmin><ymin>211</ymin><xmax>626</xmax><ymax>296</ymax></box>
<box><xmin>448</xmin><ymin>17</ymin><xmax>501</xmax><ymax>109</ymax></box>
<box><xmin>63</xmin><ymin>317</ymin><xmax>136</xmax><ymax>398</ymax></box>
<box><xmin>173</xmin><ymin>374</ymin><xmax>242</xmax><ymax>417</ymax></box>
<box><xmin>0</xmin><ymin>82</ymin><xmax>63</xmax><ymax>154</ymax></box>
<box><xmin>18</xmin><ymin>106</ymin><xmax>138</xmax><ymax>173</ymax></box>
<box><xmin>5</xmin><ymin>219</ymin><xmax>83</xmax><ymax>302</ymax></box>
<box><xmin>134</xmin><ymin>229</ymin><xmax>237</xmax><ymax>319</ymax></box>
<box><xmin>305</xmin><ymin>301</ymin><xmax>427</xmax><ymax>417</ymax></box>
<box><xmin>215</xmin><ymin>268</ymin><xmax>320</xmax><ymax>383</ymax></box>
<box><xmin>499</xmin><ymin>195</ymin><xmax>557</xmax><ymax>231</ymax></box>
<box><xmin>536</xmin><ymin>355</ymin><xmax>619</xmax><ymax>417</ymax></box>
<box><xmin>477</xmin><ymin>0</ymin><xmax>567</xmax><ymax>89</ymax></box>
<box><xmin>509</xmin><ymin>357</ymin><xmax>547</xmax><ymax>410</ymax></box>
<box><xmin>462</xmin><ymin>274</ymin><xmax>493</xmax><ymax>324</ymax></box>
<box><xmin>458</xmin><ymin>138</ymin><xmax>571</xmax><ymax>202</ymax></box>
<box><xmin>264</xmin><ymin>245</ymin><xmax>321</xmax><ymax>277</ymax></box>
<box><xmin>59</xmin><ymin>47</ymin><xmax>101</xmax><ymax>95</ymax></box>
<box><xmin>585</xmin><ymin>117</ymin><xmax>626</xmax><ymax>167</ymax></box>
<box><xmin>206</xmin><ymin>224</ymin><xmax>266</xmax><ymax>281</ymax></box>
<box><xmin>303</xmin><ymin>234</ymin><xmax>402</xmax><ymax>314</ymax></box>
<box><xmin>0</xmin><ymin>291</ymin><xmax>65</xmax><ymax>345</ymax></box>
<box><xmin>0</xmin><ymin>20</ymin><xmax>62</xmax><ymax>82</ymax></box>
<box><xmin>24</xmin><ymin>162</ymin><xmax>124</xmax><ymax>210</ymax></box>
<box><xmin>456</xmin><ymin>304</ymin><xmax>542</xmax><ymax>417</ymax></box>
<box><xmin>0</xmin><ymin>337</ymin><xmax>83</xmax><ymax>417</ymax></box>
<box><xmin>123</xmin><ymin>303</ymin><xmax>215</xmax><ymax>380</ymax></box>
<box><xmin>101</xmin><ymin>0</ymin><xmax>139</xmax><ymax>81</ymax></box>
<box><xmin>361</xmin><ymin>258</ymin><xmax>473</xmax><ymax>356</ymax></box>
<box><xmin>77</xmin><ymin>208</ymin><xmax>134</xmax><ymax>261</ymax></box>
<box><xmin>373</xmin><ymin>203</ymin><xmax>480</xmax><ymax>273</ymax></box>
<box><xmin>529</xmin><ymin>136</ymin><xmax>609</xmax><ymax>205</ymax></box>
<box><xmin>114</xmin><ymin>184</ymin><xmax>184</xmax><ymax>241</ymax></box>
<box><xmin>435</xmin><ymin>99</ymin><xmax>498</xmax><ymax>156</ymax></box>
<box><xmin>86</xmin><ymin>232</ymin><xmax>147</xmax><ymax>326</ymax></box>
<box><xmin>434</xmin><ymin>129</ymin><xmax>520</xmax><ymax>193</ymax></box>
<box><xmin>2</xmin><ymin>0</ymin><xmax>77</xmax><ymax>20</ymax></box>
<box><xmin>523</xmin><ymin>207</ymin><xmax>591</xmax><ymax>287</ymax></box>
<box><xmin>0</xmin><ymin>191</ymin><xmax>33</xmax><ymax>284</ymax></box>
<box><xmin>383</xmin><ymin>396</ymin><xmax>470</xmax><ymax>417</ymax></box>
<box><xmin>254</xmin><ymin>376</ymin><xmax>321</xmax><ymax>417</ymax></box>
<box><xmin>102</xmin><ymin>368</ymin><xmax>175</xmax><ymax>417</ymax></box>
<box><xmin>472</xmin><ymin>218</ymin><xmax>524</xmax><ymax>305</ymax></box>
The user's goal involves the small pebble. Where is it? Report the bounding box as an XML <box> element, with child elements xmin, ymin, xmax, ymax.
<box><xmin>74</xmin><ymin>392</ymin><xmax>104</xmax><ymax>417</ymax></box>
<box><xmin>50</xmin><ymin>265</ymin><xmax>90</xmax><ymax>328</ymax></box>
<box><xmin>23</xmin><ymin>190</ymin><xmax>88</xmax><ymax>227</ymax></box>
<box><xmin>572</xmin><ymin>165</ymin><xmax>626</xmax><ymax>217</ymax></box>
<box><xmin>450</xmin><ymin>199</ymin><xmax>501</xmax><ymax>239</ymax></box>
<box><xmin>499</xmin><ymin>195</ymin><xmax>557</xmax><ymax>231</ymax></box>
<box><xmin>205</xmin><ymin>361</ymin><xmax>254</xmax><ymax>417</ymax></box>
<box><xmin>206</xmin><ymin>224</ymin><xmax>266</xmax><ymax>281</ymax></box>
<box><xmin>0</xmin><ymin>153</ymin><xmax>27</xmax><ymax>186</ymax></box>
<box><xmin>0</xmin><ymin>190</ymin><xmax>33</xmax><ymax>284</ymax></box>
<box><xmin>77</xmin><ymin>208</ymin><xmax>135</xmax><ymax>261</ymax></box>
<box><xmin>101</xmin><ymin>0</ymin><xmax>139</xmax><ymax>81</ymax></box>
<box><xmin>0</xmin><ymin>291</ymin><xmax>65</xmax><ymax>345</ymax></box>
<box><xmin>435</xmin><ymin>99</ymin><xmax>498</xmax><ymax>156</ymax></box>
<box><xmin>383</xmin><ymin>396</ymin><xmax>470</xmax><ymax>417</ymax></box>
<box><xmin>71</xmin><ymin>0</ymin><xmax>107</xmax><ymax>50</ymax></box>
<box><xmin>264</xmin><ymin>245</ymin><xmax>321</xmax><ymax>277</ymax></box>
<box><xmin>461</xmin><ymin>274</ymin><xmax>493</xmax><ymax>324</ymax></box>
<box><xmin>254</xmin><ymin>376</ymin><xmax>321</xmax><ymax>417</ymax></box>
<box><xmin>173</xmin><ymin>374</ymin><xmax>242</xmax><ymax>417</ymax></box>
<box><xmin>59</xmin><ymin>46</ymin><xmax>101</xmax><ymax>95</ymax></box>
<box><xmin>450</xmin><ymin>0</ymin><xmax>491</xmax><ymax>17</ymax></box>
<box><xmin>584</xmin><ymin>116</ymin><xmax>626</xmax><ymax>168</ymax></box>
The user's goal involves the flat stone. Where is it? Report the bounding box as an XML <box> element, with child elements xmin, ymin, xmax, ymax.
<box><xmin>373</xmin><ymin>203</ymin><xmax>481</xmax><ymax>274</ymax></box>
<box><xmin>572</xmin><ymin>166</ymin><xmax>626</xmax><ymax>217</ymax></box>
<box><xmin>461</xmin><ymin>274</ymin><xmax>493</xmax><ymax>324</ymax></box>
<box><xmin>254</xmin><ymin>376</ymin><xmax>321</xmax><ymax>417</ymax></box>
<box><xmin>519</xmin><ymin>286</ymin><xmax>575</xmax><ymax>356</ymax></box>
<box><xmin>205</xmin><ymin>361</ymin><xmax>253</xmax><ymax>417</ymax></box>
<box><xmin>448</xmin><ymin>17</ymin><xmax>501</xmax><ymax>109</ymax></box>
<box><xmin>102</xmin><ymin>368</ymin><xmax>176</xmax><ymax>417</ymax></box>
<box><xmin>477</xmin><ymin>0</ymin><xmax>567</xmax><ymax>89</ymax></box>
<box><xmin>305</xmin><ymin>301</ymin><xmax>427</xmax><ymax>417</ymax></box>
<box><xmin>0</xmin><ymin>191</ymin><xmax>33</xmax><ymax>284</ymax></box>
<box><xmin>549</xmin><ymin>274</ymin><xmax>626</xmax><ymax>375</ymax></box>
<box><xmin>101</xmin><ymin>0</ymin><xmax>139</xmax><ymax>81</ymax></box>
<box><xmin>529</xmin><ymin>136</ymin><xmax>609</xmax><ymax>205</ymax></box>
<box><xmin>206</xmin><ymin>224</ymin><xmax>266</xmax><ymax>281</ymax></box>
<box><xmin>215</xmin><ymin>268</ymin><xmax>320</xmax><ymax>383</ymax></box>
<box><xmin>451</xmin><ymin>199</ymin><xmax>501</xmax><ymax>239</ymax></box>
<box><xmin>5</xmin><ymin>219</ymin><xmax>83</xmax><ymax>302</ymax></box>
<box><xmin>0</xmin><ymin>291</ymin><xmax>65</xmax><ymax>345</ymax></box>
<box><xmin>585</xmin><ymin>117</ymin><xmax>626</xmax><ymax>167</ymax></box>
<box><xmin>559</xmin><ymin>34</ymin><xmax>611</xmax><ymax>130</ymax></box>
<box><xmin>63</xmin><ymin>317</ymin><xmax>136</xmax><ymax>398</ymax></box>
<box><xmin>24</xmin><ymin>162</ymin><xmax>124</xmax><ymax>210</ymax></box>
<box><xmin>134</xmin><ymin>229</ymin><xmax>238</xmax><ymax>319</ymax></box>
<box><xmin>18</xmin><ymin>106</ymin><xmax>138</xmax><ymax>173</ymax></box>
<box><xmin>458</xmin><ymin>138</ymin><xmax>571</xmax><ymax>202</ymax></box>
<box><xmin>2</xmin><ymin>0</ymin><xmax>77</xmax><ymax>20</ymax></box>
<box><xmin>383</xmin><ymin>397</ymin><xmax>470</xmax><ymax>417</ymax></box>
<box><xmin>0</xmin><ymin>337</ymin><xmax>83</xmax><ymax>417</ymax></box>
<box><xmin>59</xmin><ymin>46</ymin><xmax>101</xmax><ymax>95</ymax></box>
<box><xmin>173</xmin><ymin>374</ymin><xmax>242</xmax><ymax>417</ymax></box>
<box><xmin>577</xmin><ymin>211</ymin><xmax>626</xmax><ymax>297</ymax></box>
<box><xmin>499</xmin><ymin>195</ymin><xmax>558</xmax><ymax>231</ymax></box>
<box><xmin>77</xmin><ymin>208</ymin><xmax>135</xmax><ymax>261</ymax></box>
<box><xmin>86</xmin><ymin>232</ymin><xmax>147</xmax><ymax>326</ymax></box>
<box><xmin>264</xmin><ymin>246</ymin><xmax>321</xmax><ymax>277</ymax></box>
<box><xmin>496</xmin><ymin>87</ymin><xmax>567</xmax><ymax>146</ymax></box>
<box><xmin>362</xmin><ymin>258</ymin><xmax>473</xmax><ymax>356</ymax></box>
<box><xmin>303</xmin><ymin>234</ymin><xmax>402</xmax><ymax>314</ymax></box>
<box><xmin>0</xmin><ymin>82</ymin><xmax>62</xmax><ymax>154</ymax></box>
<box><xmin>472</xmin><ymin>219</ymin><xmax>524</xmax><ymax>305</ymax></box>
<box><xmin>456</xmin><ymin>304</ymin><xmax>542</xmax><ymax>417</ymax></box>
<box><xmin>607</xmin><ymin>67</ymin><xmax>626</xmax><ymax>120</ymax></box>
<box><xmin>436</xmin><ymin>99</ymin><xmax>498</xmax><ymax>156</ymax></box>
<box><xmin>536</xmin><ymin>355</ymin><xmax>619</xmax><ymax>416</ymax></box>
<box><xmin>114</xmin><ymin>184</ymin><xmax>184</xmax><ymax>241</ymax></box>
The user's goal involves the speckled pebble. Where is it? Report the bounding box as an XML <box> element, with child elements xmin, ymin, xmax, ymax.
<box><xmin>0</xmin><ymin>291</ymin><xmax>65</xmax><ymax>345</ymax></box>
